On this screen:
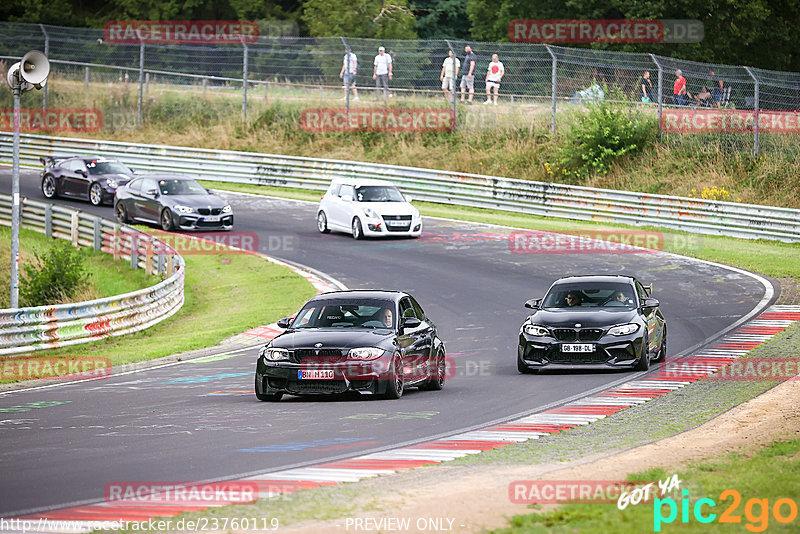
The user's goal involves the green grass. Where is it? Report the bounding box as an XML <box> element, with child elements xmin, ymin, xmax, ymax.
<box><xmin>0</xmin><ymin>225</ymin><xmax>152</xmax><ymax>309</ymax></box>
<box><xmin>492</xmin><ymin>437</ymin><xmax>800</xmax><ymax>533</ymax></box>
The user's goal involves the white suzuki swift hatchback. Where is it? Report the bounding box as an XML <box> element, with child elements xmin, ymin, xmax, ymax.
<box><xmin>317</xmin><ymin>178</ymin><xmax>422</xmax><ymax>239</ymax></box>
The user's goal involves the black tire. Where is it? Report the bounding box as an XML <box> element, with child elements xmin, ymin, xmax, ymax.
<box><xmin>517</xmin><ymin>356</ymin><xmax>539</xmax><ymax>374</ymax></box>
<box><xmin>114</xmin><ymin>202</ymin><xmax>129</xmax><ymax>224</ymax></box>
<box><xmin>352</xmin><ymin>217</ymin><xmax>363</xmax><ymax>240</ymax></box>
<box><xmin>42</xmin><ymin>174</ymin><xmax>57</xmax><ymax>199</ymax></box>
<box><xmin>383</xmin><ymin>354</ymin><xmax>404</xmax><ymax>399</ymax></box>
<box><xmin>160</xmin><ymin>208</ymin><xmax>174</xmax><ymax>231</ymax></box>
<box><xmin>89</xmin><ymin>182</ymin><xmax>104</xmax><ymax>206</ymax></box>
<box><xmin>255</xmin><ymin>376</ymin><xmax>282</xmax><ymax>402</ymax></box>
<box><xmin>419</xmin><ymin>350</ymin><xmax>446</xmax><ymax>391</ymax></box>
<box><xmin>317</xmin><ymin>211</ymin><xmax>330</xmax><ymax>233</ymax></box>
<box><xmin>634</xmin><ymin>335</ymin><xmax>651</xmax><ymax>371</ymax></box>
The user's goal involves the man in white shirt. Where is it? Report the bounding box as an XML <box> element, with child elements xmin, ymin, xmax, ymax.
<box><xmin>373</xmin><ymin>46</ymin><xmax>393</xmax><ymax>102</ymax></box>
<box><xmin>484</xmin><ymin>54</ymin><xmax>505</xmax><ymax>106</ymax></box>
<box><xmin>339</xmin><ymin>48</ymin><xmax>359</xmax><ymax>101</ymax></box>
<box><xmin>440</xmin><ymin>50</ymin><xmax>460</xmax><ymax>102</ymax></box>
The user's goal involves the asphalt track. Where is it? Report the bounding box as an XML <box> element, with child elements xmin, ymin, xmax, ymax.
<box><xmin>0</xmin><ymin>168</ymin><xmax>772</xmax><ymax>516</ymax></box>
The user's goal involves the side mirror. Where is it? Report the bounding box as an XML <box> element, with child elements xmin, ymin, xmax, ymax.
<box><xmin>642</xmin><ymin>298</ymin><xmax>660</xmax><ymax>309</ymax></box>
<box><xmin>129</xmin><ymin>168</ymin><xmax>136</xmax><ymax>174</ymax></box>
<box><xmin>524</xmin><ymin>298</ymin><xmax>541</xmax><ymax>310</ymax></box>
<box><xmin>404</xmin><ymin>194</ymin><xmax>414</xmax><ymax>203</ymax></box>
<box><xmin>76</xmin><ymin>169</ymin><xmax>87</xmax><ymax>177</ymax></box>
<box><xmin>400</xmin><ymin>316</ymin><xmax>421</xmax><ymax>329</ymax></box>
<box><xmin>276</xmin><ymin>317</ymin><xmax>292</xmax><ymax>329</ymax></box>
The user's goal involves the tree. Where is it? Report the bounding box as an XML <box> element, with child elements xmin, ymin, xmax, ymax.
<box><xmin>413</xmin><ymin>0</ymin><xmax>470</xmax><ymax>40</ymax></box>
<box><xmin>302</xmin><ymin>0</ymin><xmax>417</xmax><ymax>39</ymax></box>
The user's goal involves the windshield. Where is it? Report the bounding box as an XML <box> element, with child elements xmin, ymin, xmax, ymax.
<box><xmin>87</xmin><ymin>161</ymin><xmax>132</xmax><ymax>175</ymax></box>
<box><xmin>291</xmin><ymin>298</ymin><xmax>395</xmax><ymax>329</ymax></box>
<box><xmin>158</xmin><ymin>179</ymin><xmax>207</xmax><ymax>196</ymax></box>
<box><xmin>355</xmin><ymin>185</ymin><xmax>405</xmax><ymax>202</ymax></box>
<box><xmin>543</xmin><ymin>282</ymin><xmax>636</xmax><ymax>309</ymax></box>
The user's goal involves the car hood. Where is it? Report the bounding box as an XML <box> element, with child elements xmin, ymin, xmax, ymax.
<box><xmin>161</xmin><ymin>194</ymin><xmax>227</xmax><ymax>208</ymax></box>
<box><xmin>357</xmin><ymin>202</ymin><xmax>417</xmax><ymax>216</ymax></box>
<box><xmin>529</xmin><ymin>308</ymin><xmax>639</xmax><ymax>328</ymax></box>
<box><xmin>269</xmin><ymin>328</ymin><xmax>395</xmax><ymax>349</ymax></box>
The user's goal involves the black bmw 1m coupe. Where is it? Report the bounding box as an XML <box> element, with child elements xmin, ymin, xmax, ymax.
<box><xmin>517</xmin><ymin>275</ymin><xmax>666</xmax><ymax>374</ymax></box>
<box><xmin>255</xmin><ymin>290</ymin><xmax>447</xmax><ymax>401</ymax></box>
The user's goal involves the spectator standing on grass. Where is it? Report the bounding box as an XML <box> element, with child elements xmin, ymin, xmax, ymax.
<box><xmin>460</xmin><ymin>45</ymin><xmax>477</xmax><ymax>104</ymax></box>
<box><xmin>640</xmin><ymin>71</ymin><xmax>654</xmax><ymax>103</ymax></box>
<box><xmin>339</xmin><ymin>48</ymin><xmax>359</xmax><ymax>101</ymax></box>
<box><xmin>484</xmin><ymin>54</ymin><xmax>504</xmax><ymax>106</ymax></box>
<box><xmin>440</xmin><ymin>50</ymin><xmax>460</xmax><ymax>102</ymax></box>
<box><xmin>673</xmin><ymin>69</ymin><xmax>690</xmax><ymax>106</ymax></box>
<box><xmin>709</xmin><ymin>70</ymin><xmax>724</xmax><ymax>107</ymax></box>
<box><xmin>373</xmin><ymin>46</ymin><xmax>393</xmax><ymax>103</ymax></box>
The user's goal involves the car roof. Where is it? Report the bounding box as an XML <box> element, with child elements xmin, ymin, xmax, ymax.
<box><xmin>552</xmin><ymin>275</ymin><xmax>637</xmax><ymax>285</ymax></box>
<box><xmin>332</xmin><ymin>178</ymin><xmax>395</xmax><ymax>187</ymax></box>
<box><xmin>309</xmin><ymin>290</ymin><xmax>406</xmax><ymax>302</ymax></box>
<box><xmin>131</xmin><ymin>175</ymin><xmax>196</xmax><ymax>181</ymax></box>
<box><xmin>81</xmin><ymin>156</ymin><xmax>117</xmax><ymax>162</ymax></box>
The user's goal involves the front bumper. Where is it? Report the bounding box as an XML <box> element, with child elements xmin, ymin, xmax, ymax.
<box><xmin>362</xmin><ymin>218</ymin><xmax>422</xmax><ymax>237</ymax></box>
<box><xmin>174</xmin><ymin>211</ymin><xmax>234</xmax><ymax>231</ymax></box>
<box><xmin>256</xmin><ymin>359</ymin><xmax>394</xmax><ymax>396</ymax></box>
<box><xmin>517</xmin><ymin>333</ymin><xmax>645</xmax><ymax>371</ymax></box>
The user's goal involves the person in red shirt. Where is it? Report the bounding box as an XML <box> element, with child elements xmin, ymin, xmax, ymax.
<box><xmin>673</xmin><ymin>69</ymin><xmax>690</xmax><ymax>106</ymax></box>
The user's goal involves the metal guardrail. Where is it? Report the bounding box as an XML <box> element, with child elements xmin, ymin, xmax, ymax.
<box><xmin>0</xmin><ymin>191</ymin><xmax>185</xmax><ymax>356</ymax></box>
<box><xmin>1</xmin><ymin>132</ymin><xmax>799</xmax><ymax>242</ymax></box>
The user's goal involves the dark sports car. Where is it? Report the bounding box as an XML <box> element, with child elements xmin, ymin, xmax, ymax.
<box><xmin>518</xmin><ymin>275</ymin><xmax>666</xmax><ymax>374</ymax></box>
<box><xmin>40</xmin><ymin>156</ymin><xmax>134</xmax><ymax>206</ymax></box>
<box><xmin>114</xmin><ymin>175</ymin><xmax>233</xmax><ymax>231</ymax></box>
<box><xmin>255</xmin><ymin>290</ymin><xmax>447</xmax><ymax>401</ymax></box>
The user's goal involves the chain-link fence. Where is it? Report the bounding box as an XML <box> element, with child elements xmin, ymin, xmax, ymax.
<box><xmin>1</xmin><ymin>21</ymin><xmax>799</xmax><ymax>154</ymax></box>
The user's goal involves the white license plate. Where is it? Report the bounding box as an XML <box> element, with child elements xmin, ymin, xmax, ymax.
<box><xmin>203</xmin><ymin>215</ymin><xmax>220</xmax><ymax>222</ymax></box>
<box><xmin>387</xmin><ymin>220</ymin><xmax>409</xmax><ymax>227</ymax></box>
<box><xmin>298</xmin><ymin>369</ymin><xmax>334</xmax><ymax>380</ymax></box>
<box><xmin>561</xmin><ymin>343</ymin><xmax>594</xmax><ymax>353</ymax></box>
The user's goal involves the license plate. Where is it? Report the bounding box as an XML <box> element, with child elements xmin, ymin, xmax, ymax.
<box><xmin>298</xmin><ymin>369</ymin><xmax>334</xmax><ymax>380</ymax></box>
<box><xmin>561</xmin><ymin>343</ymin><xmax>594</xmax><ymax>353</ymax></box>
<box><xmin>387</xmin><ymin>220</ymin><xmax>408</xmax><ymax>227</ymax></box>
<box><xmin>203</xmin><ymin>215</ymin><xmax>220</xmax><ymax>222</ymax></box>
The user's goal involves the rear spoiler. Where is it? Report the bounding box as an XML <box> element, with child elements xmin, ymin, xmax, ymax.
<box><xmin>39</xmin><ymin>155</ymin><xmax>72</xmax><ymax>168</ymax></box>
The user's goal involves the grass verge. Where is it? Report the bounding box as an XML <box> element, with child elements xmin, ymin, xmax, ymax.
<box><xmin>2</xmin><ymin>228</ymin><xmax>317</xmax><ymax>379</ymax></box>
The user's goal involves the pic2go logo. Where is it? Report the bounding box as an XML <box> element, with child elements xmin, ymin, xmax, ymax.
<box><xmin>654</xmin><ymin>489</ymin><xmax>798</xmax><ymax>532</ymax></box>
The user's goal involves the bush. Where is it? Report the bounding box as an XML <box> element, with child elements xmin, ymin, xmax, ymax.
<box><xmin>20</xmin><ymin>241</ymin><xmax>90</xmax><ymax>307</ymax></box>
<box><xmin>558</xmin><ymin>101</ymin><xmax>656</xmax><ymax>179</ymax></box>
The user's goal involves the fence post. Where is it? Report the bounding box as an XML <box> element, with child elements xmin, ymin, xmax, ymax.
<box><xmin>202</xmin><ymin>78</ymin><xmax>207</xmax><ymax>96</ymax></box>
<box><xmin>649</xmin><ymin>54</ymin><xmax>664</xmax><ymax>140</ymax></box>
<box><xmin>40</xmin><ymin>24</ymin><xmax>49</xmax><ymax>113</ymax></box>
<box><xmin>44</xmin><ymin>204</ymin><xmax>52</xmax><ymax>239</ymax></box>
<box><xmin>138</xmin><ymin>42</ymin><xmax>145</xmax><ymax>126</ymax></box>
<box><xmin>84</xmin><ymin>66</ymin><xmax>89</xmax><ymax>89</ymax></box>
<box><xmin>93</xmin><ymin>218</ymin><xmax>101</xmax><ymax>251</ymax></box>
<box><xmin>744</xmin><ymin>67</ymin><xmax>759</xmax><ymax>157</ymax></box>
<box><xmin>242</xmin><ymin>40</ymin><xmax>249</xmax><ymax>121</ymax></box>
<box><xmin>264</xmin><ymin>81</ymin><xmax>268</xmax><ymax>103</ymax></box>
<box><xmin>445</xmin><ymin>39</ymin><xmax>458</xmax><ymax>132</ymax></box>
<box><xmin>545</xmin><ymin>45</ymin><xmax>557</xmax><ymax>135</ymax></box>
<box><xmin>145</xmin><ymin>72</ymin><xmax>150</xmax><ymax>95</ymax></box>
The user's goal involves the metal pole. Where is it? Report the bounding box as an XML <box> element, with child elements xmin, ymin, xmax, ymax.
<box><xmin>546</xmin><ymin>45</ymin><xmax>557</xmax><ymax>135</ymax></box>
<box><xmin>242</xmin><ymin>41</ymin><xmax>248</xmax><ymax>121</ymax></box>
<box><xmin>446</xmin><ymin>40</ymin><xmax>457</xmax><ymax>132</ymax></box>
<box><xmin>649</xmin><ymin>54</ymin><xmax>664</xmax><ymax>141</ymax></box>
<box><xmin>84</xmin><ymin>66</ymin><xmax>89</xmax><ymax>88</ymax></box>
<box><xmin>138</xmin><ymin>42</ymin><xmax>144</xmax><ymax>126</ymax></box>
<box><xmin>10</xmin><ymin>84</ymin><xmax>21</xmax><ymax>307</ymax></box>
<box><xmin>40</xmin><ymin>24</ymin><xmax>49</xmax><ymax>113</ymax></box>
<box><xmin>744</xmin><ymin>67</ymin><xmax>759</xmax><ymax>157</ymax></box>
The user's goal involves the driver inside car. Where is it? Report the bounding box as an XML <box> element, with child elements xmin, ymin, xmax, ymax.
<box><xmin>565</xmin><ymin>292</ymin><xmax>582</xmax><ymax>307</ymax></box>
<box><xmin>380</xmin><ymin>307</ymin><xmax>394</xmax><ymax>328</ymax></box>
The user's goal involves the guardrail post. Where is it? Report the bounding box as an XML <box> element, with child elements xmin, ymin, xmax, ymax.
<box><xmin>70</xmin><ymin>211</ymin><xmax>79</xmax><ymax>247</ymax></box>
<box><xmin>137</xmin><ymin>42</ymin><xmax>145</xmax><ymax>126</ymax></box>
<box><xmin>113</xmin><ymin>225</ymin><xmax>120</xmax><ymax>261</ymax></box>
<box><xmin>145</xmin><ymin>237</ymin><xmax>154</xmax><ymax>275</ymax></box>
<box><xmin>545</xmin><ymin>45</ymin><xmax>557</xmax><ymax>135</ymax></box>
<box><xmin>744</xmin><ymin>66</ymin><xmax>759</xmax><ymax>157</ymax></box>
<box><xmin>157</xmin><ymin>250</ymin><xmax>165</xmax><ymax>274</ymax></box>
<box><xmin>130</xmin><ymin>233</ymin><xmax>138</xmax><ymax>270</ymax></box>
<box><xmin>649</xmin><ymin>54</ymin><xmax>664</xmax><ymax>140</ymax></box>
<box><xmin>93</xmin><ymin>218</ymin><xmax>101</xmax><ymax>251</ymax></box>
<box><xmin>167</xmin><ymin>254</ymin><xmax>174</xmax><ymax>274</ymax></box>
<box><xmin>44</xmin><ymin>204</ymin><xmax>52</xmax><ymax>239</ymax></box>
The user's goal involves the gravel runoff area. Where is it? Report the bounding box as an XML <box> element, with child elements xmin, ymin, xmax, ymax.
<box><xmin>255</xmin><ymin>321</ymin><xmax>800</xmax><ymax>534</ymax></box>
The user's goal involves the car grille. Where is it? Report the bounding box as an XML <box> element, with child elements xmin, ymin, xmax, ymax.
<box><xmin>606</xmin><ymin>347</ymin><xmax>635</xmax><ymax>361</ymax></box>
<box><xmin>382</xmin><ymin>215</ymin><xmax>412</xmax><ymax>233</ymax></box>
<box><xmin>382</xmin><ymin>215</ymin><xmax>412</xmax><ymax>221</ymax></box>
<box><xmin>197</xmin><ymin>208</ymin><xmax>222</xmax><ymax>215</ymax></box>
<box><xmin>549</xmin><ymin>350</ymin><xmax>609</xmax><ymax>364</ymax></box>
<box><xmin>523</xmin><ymin>347</ymin><xmax>548</xmax><ymax>361</ymax></box>
<box><xmin>552</xmin><ymin>328</ymin><xmax>604</xmax><ymax>341</ymax></box>
<box><xmin>290</xmin><ymin>348</ymin><xmax>347</xmax><ymax>363</ymax></box>
<box><xmin>279</xmin><ymin>379</ymin><xmax>373</xmax><ymax>395</ymax></box>
<box><xmin>196</xmin><ymin>220</ymin><xmax>224</xmax><ymax>228</ymax></box>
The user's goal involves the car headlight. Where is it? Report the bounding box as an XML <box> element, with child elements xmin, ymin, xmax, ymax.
<box><xmin>523</xmin><ymin>324</ymin><xmax>551</xmax><ymax>337</ymax></box>
<box><xmin>105</xmin><ymin>178</ymin><xmax>117</xmax><ymax>188</ymax></box>
<box><xmin>412</xmin><ymin>208</ymin><xmax>420</xmax><ymax>219</ymax></box>
<box><xmin>363</xmin><ymin>208</ymin><xmax>380</xmax><ymax>219</ymax></box>
<box><xmin>174</xmin><ymin>205</ymin><xmax>194</xmax><ymax>214</ymax></box>
<box><xmin>608</xmin><ymin>323</ymin><xmax>640</xmax><ymax>336</ymax></box>
<box><xmin>260</xmin><ymin>347</ymin><xmax>290</xmax><ymax>361</ymax></box>
<box><xmin>347</xmin><ymin>347</ymin><xmax>385</xmax><ymax>360</ymax></box>
<box><xmin>222</xmin><ymin>205</ymin><xmax>232</xmax><ymax>214</ymax></box>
